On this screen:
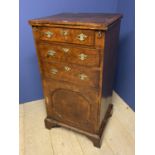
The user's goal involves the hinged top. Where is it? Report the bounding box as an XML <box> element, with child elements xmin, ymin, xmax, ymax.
<box><xmin>29</xmin><ymin>13</ymin><xmax>122</xmax><ymax>30</ymax></box>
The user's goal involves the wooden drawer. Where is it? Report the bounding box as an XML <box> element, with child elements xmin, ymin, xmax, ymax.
<box><xmin>38</xmin><ymin>43</ymin><xmax>100</xmax><ymax>67</ymax></box>
<box><xmin>38</xmin><ymin>27</ymin><xmax>95</xmax><ymax>46</ymax></box>
<box><xmin>41</xmin><ymin>61</ymin><xmax>100</xmax><ymax>88</ymax></box>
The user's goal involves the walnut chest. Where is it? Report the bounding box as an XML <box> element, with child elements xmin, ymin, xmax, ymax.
<box><xmin>29</xmin><ymin>13</ymin><xmax>122</xmax><ymax>148</ymax></box>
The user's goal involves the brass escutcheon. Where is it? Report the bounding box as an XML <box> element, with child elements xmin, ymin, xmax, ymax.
<box><xmin>62</xmin><ymin>48</ymin><xmax>70</xmax><ymax>53</ymax></box>
<box><xmin>64</xmin><ymin>66</ymin><xmax>71</xmax><ymax>71</ymax></box>
<box><xmin>77</xmin><ymin>33</ymin><xmax>87</xmax><ymax>41</ymax></box>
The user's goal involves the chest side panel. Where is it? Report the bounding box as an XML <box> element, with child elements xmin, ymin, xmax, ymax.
<box><xmin>100</xmin><ymin>21</ymin><xmax>121</xmax><ymax>125</ymax></box>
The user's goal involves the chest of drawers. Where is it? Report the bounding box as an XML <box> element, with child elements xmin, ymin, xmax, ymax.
<box><xmin>29</xmin><ymin>13</ymin><xmax>122</xmax><ymax>148</ymax></box>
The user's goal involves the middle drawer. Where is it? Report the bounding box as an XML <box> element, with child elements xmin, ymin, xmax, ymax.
<box><xmin>38</xmin><ymin>43</ymin><xmax>100</xmax><ymax>67</ymax></box>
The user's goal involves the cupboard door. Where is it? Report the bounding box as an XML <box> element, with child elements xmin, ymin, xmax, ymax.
<box><xmin>44</xmin><ymin>79</ymin><xmax>99</xmax><ymax>133</ymax></box>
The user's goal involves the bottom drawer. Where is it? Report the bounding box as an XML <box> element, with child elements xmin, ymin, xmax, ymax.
<box><xmin>41</xmin><ymin>61</ymin><xmax>100</xmax><ymax>88</ymax></box>
<box><xmin>43</xmin><ymin>79</ymin><xmax>99</xmax><ymax>133</ymax></box>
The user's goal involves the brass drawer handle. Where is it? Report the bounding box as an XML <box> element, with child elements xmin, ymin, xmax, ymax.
<box><xmin>44</xmin><ymin>31</ymin><xmax>53</xmax><ymax>38</ymax></box>
<box><xmin>47</xmin><ymin>50</ymin><xmax>56</xmax><ymax>57</ymax></box>
<box><xmin>62</xmin><ymin>48</ymin><xmax>70</xmax><ymax>53</ymax></box>
<box><xmin>79</xmin><ymin>73</ymin><xmax>88</xmax><ymax>80</ymax></box>
<box><xmin>51</xmin><ymin>68</ymin><xmax>58</xmax><ymax>75</ymax></box>
<box><xmin>77</xmin><ymin>33</ymin><xmax>87</xmax><ymax>41</ymax></box>
<box><xmin>64</xmin><ymin>66</ymin><xmax>71</xmax><ymax>71</ymax></box>
<box><xmin>79</xmin><ymin>53</ymin><xmax>88</xmax><ymax>61</ymax></box>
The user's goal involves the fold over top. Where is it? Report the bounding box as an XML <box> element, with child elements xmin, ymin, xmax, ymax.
<box><xmin>29</xmin><ymin>13</ymin><xmax>122</xmax><ymax>30</ymax></box>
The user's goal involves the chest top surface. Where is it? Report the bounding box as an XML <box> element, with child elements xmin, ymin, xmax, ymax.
<box><xmin>29</xmin><ymin>13</ymin><xmax>122</xmax><ymax>30</ymax></box>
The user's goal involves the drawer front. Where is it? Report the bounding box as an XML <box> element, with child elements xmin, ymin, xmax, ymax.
<box><xmin>39</xmin><ymin>27</ymin><xmax>95</xmax><ymax>46</ymax></box>
<box><xmin>38</xmin><ymin>43</ymin><xmax>100</xmax><ymax>67</ymax></box>
<box><xmin>41</xmin><ymin>62</ymin><xmax>100</xmax><ymax>88</ymax></box>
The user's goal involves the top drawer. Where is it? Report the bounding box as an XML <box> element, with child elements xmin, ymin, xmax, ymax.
<box><xmin>36</xmin><ymin>27</ymin><xmax>95</xmax><ymax>46</ymax></box>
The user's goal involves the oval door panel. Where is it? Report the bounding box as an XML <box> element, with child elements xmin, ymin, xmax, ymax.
<box><xmin>51</xmin><ymin>89</ymin><xmax>91</xmax><ymax>124</ymax></box>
